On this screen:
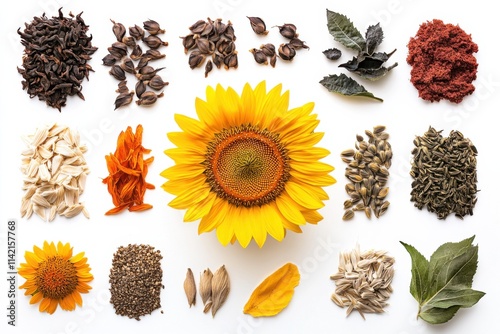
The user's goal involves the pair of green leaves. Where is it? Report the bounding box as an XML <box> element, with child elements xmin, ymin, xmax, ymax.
<box><xmin>320</xmin><ymin>10</ymin><xmax>397</xmax><ymax>101</ymax></box>
<box><xmin>400</xmin><ymin>236</ymin><xmax>485</xmax><ymax>324</ymax></box>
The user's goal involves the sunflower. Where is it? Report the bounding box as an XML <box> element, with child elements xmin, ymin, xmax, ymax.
<box><xmin>18</xmin><ymin>241</ymin><xmax>93</xmax><ymax>314</ymax></box>
<box><xmin>161</xmin><ymin>81</ymin><xmax>335</xmax><ymax>248</ymax></box>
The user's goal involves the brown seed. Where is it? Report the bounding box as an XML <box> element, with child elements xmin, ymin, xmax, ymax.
<box><xmin>247</xmin><ymin>16</ymin><xmax>268</xmax><ymax>35</ymax></box>
<box><xmin>109</xmin><ymin>65</ymin><xmax>126</xmax><ymax>81</ymax></box>
<box><xmin>270</xmin><ymin>54</ymin><xmax>277</xmax><ymax>68</ymax></box>
<box><xmin>188</xmin><ymin>51</ymin><xmax>206</xmax><ymax>69</ymax></box>
<box><xmin>289</xmin><ymin>38</ymin><xmax>309</xmax><ymax>50</ymax></box>
<box><xmin>204</xmin><ymin>60</ymin><xmax>213</xmax><ymax>78</ymax></box>
<box><xmin>275</xmin><ymin>23</ymin><xmax>298</xmax><ymax>39</ymax></box>
<box><xmin>143</xmin><ymin>19</ymin><xmax>165</xmax><ymax>35</ymax></box>
<box><xmin>142</xmin><ymin>35</ymin><xmax>168</xmax><ymax>49</ymax></box>
<box><xmin>120</xmin><ymin>57</ymin><xmax>136</xmax><ymax>74</ymax></box>
<box><xmin>148</xmin><ymin>75</ymin><xmax>169</xmax><ymax>90</ymax></box>
<box><xmin>114</xmin><ymin>91</ymin><xmax>134</xmax><ymax>110</ymax></box>
<box><xmin>144</xmin><ymin>49</ymin><xmax>166</xmax><ymax>60</ymax></box>
<box><xmin>135</xmin><ymin>80</ymin><xmax>147</xmax><ymax>98</ymax></box>
<box><xmin>108</xmin><ymin>42</ymin><xmax>128</xmax><ymax>59</ymax></box>
<box><xmin>130</xmin><ymin>44</ymin><xmax>143</xmax><ymax>61</ymax></box>
<box><xmin>260</xmin><ymin>43</ymin><xmax>276</xmax><ymax>57</ymax></box>
<box><xmin>129</xmin><ymin>24</ymin><xmax>145</xmax><ymax>40</ymax></box>
<box><xmin>181</xmin><ymin>34</ymin><xmax>196</xmax><ymax>53</ymax></box>
<box><xmin>223</xmin><ymin>53</ymin><xmax>238</xmax><ymax>69</ymax></box>
<box><xmin>116</xmin><ymin>80</ymin><xmax>129</xmax><ymax>94</ymax></box>
<box><xmin>183</xmin><ymin>268</ymin><xmax>196</xmax><ymax>307</ymax></box>
<box><xmin>200</xmin><ymin>268</ymin><xmax>213</xmax><ymax>312</ymax></box>
<box><xmin>110</xmin><ymin>19</ymin><xmax>126</xmax><ymax>42</ymax></box>
<box><xmin>102</xmin><ymin>54</ymin><xmax>117</xmax><ymax>66</ymax></box>
<box><xmin>278</xmin><ymin>43</ymin><xmax>296</xmax><ymax>61</ymax></box>
<box><xmin>342</xmin><ymin>209</ymin><xmax>354</xmax><ymax>221</ymax></box>
<box><xmin>249</xmin><ymin>48</ymin><xmax>268</xmax><ymax>65</ymax></box>
<box><xmin>211</xmin><ymin>265</ymin><xmax>230</xmax><ymax>317</ymax></box>
<box><xmin>136</xmin><ymin>91</ymin><xmax>164</xmax><ymax>106</ymax></box>
<box><xmin>122</xmin><ymin>36</ymin><xmax>136</xmax><ymax>48</ymax></box>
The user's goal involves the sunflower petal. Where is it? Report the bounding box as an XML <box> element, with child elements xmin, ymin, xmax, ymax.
<box><xmin>39</xmin><ymin>297</ymin><xmax>51</xmax><ymax>312</ymax></box>
<box><xmin>184</xmin><ymin>192</ymin><xmax>216</xmax><ymax>222</ymax></box>
<box><xmin>47</xmin><ymin>298</ymin><xmax>58</xmax><ymax>314</ymax></box>
<box><xmin>233</xmin><ymin>207</ymin><xmax>253</xmax><ymax>248</ymax></box>
<box><xmin>251</xmin><ymin>206</ymin><xmax>267</xmax><ymax>248</ymax></box>
<box><xmin>262</xmin><ymin>204</ymin><xmax>285</xmax><ymax>242</ymax></box>
<box><xmin>198</xmin><ymin>198</ymin><xmax>227</xmax><ymax>233</ymax></box>
<box><xmin>72</xmin><ymin>291</ymin><xmax>83</xmax><ymax>306</ymax></box>
<box><xmin>30</xmin><ymin>292</ymin><xmax>43</xmax><ymax>304</ymax></box>
<box><xmin>276</xmin><ymin>193</ymin><xmax>306</xmax><ymax>226</ymax></box>
<box><xmin>285</xmin><ymin>181</ymin><xmax>324</xmax><ymax>210</ymax></box>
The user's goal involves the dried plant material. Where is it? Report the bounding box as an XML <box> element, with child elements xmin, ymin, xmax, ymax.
<box><xmin>330</xmin><ymin>244</ymin><xmax>395</xmax><ymax>319</ymax></box>
<box><xmin>20</xmin><ymin>123</ymin><xmax>90</xmax><ymax>221</ymax></box>
<box><xmin>184</xmin><ymin>268</ymin><xmax>196</xmax><ymax>307</ymax></box>
<box><xmin>244</xmin><ymin>263</ymin><xmax>300</xmax><ymax>317</ymax></box>
<box><xmin>211</xmin><ymin>265</ymin><xmax>230</xmax><ymax>317</ymax></box>
<box><xmin>401</xmin><ymin>236</ymin><xmax>485</xmax><ymax>324</ymax></box>
<box><xmin>102</xmin><ymin>124</ymin><xmax>155</xmax><ymax>215</ymax></box>
<box><xmin>200</xmin><ymin>268</ymin><xmax>213</xmax><ymax>313</ymax></box>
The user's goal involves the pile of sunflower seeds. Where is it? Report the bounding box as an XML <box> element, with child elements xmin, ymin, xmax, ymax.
<box><xmin>410</xmin><ymin>126</ymin><xmax>478</xmax><ymax>219</ymax></box>
<box><xmin>103</xmin><ymin>19</ymin><xmax>168</xmax><ymax>109</ymax></box>
<box><xmin>341</xmin><ymin>125</ymin><xmax>392</xmax><ymax>220</ymax></box>
<box><xmin>109</xmin><ymin>244</ymin><xmax>163</xmax><ymax>320</ymax></box>
<box><xmin>330</xmin><ymin>244</ymin><xmax>395</xmax><ymax>319</ymax></box>
<box><xmin>180</xmin><ymin>17</ymin><xmax>238</xmax><ymax>77</ymax></box>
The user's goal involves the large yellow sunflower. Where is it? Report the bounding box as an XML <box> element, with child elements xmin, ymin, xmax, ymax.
<box><xmin>18</xmin><ymin>241</ymin><xmax>93</xmax><ymax>314</ymax></box>
<box><xmin>161</xmin><ymin>81</ymin><xmax>335</xmax><ymax>248</ymax></box>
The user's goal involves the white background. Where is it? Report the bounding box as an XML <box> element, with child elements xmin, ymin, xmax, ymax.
<box><xmin>1</xmin><ymin>0</ymin><xmax>499</xmax><ymax>333</ymax></box>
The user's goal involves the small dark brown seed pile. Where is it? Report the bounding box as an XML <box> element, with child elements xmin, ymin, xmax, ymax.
<box><xmin>181</xmin><ymin>18</ymin><xmax>238</xmax><ymax>77</ymax></box>
<box><xmin>410</xmin><ymin>126</ymin><xmax>478</xmax><ymax>219</ymax></box>
<box><xmin>341</xmin><ymin>126</ymin><xmax>392</xmax><ymax>220</ymax></box>
<box><xmin>103</xmin><ymin>19</ymin><xmax>168</xmax><ymax>109</ymax></box>
<box><xmin>247</xmin><ymin>18</ymin><xmax>308</xmax><ymax>66</ymax></box>
<box><xmin>109</xmin><ymin>244</ymin><xmax>163</xmax><ymax>320</ymax></box>
<box><xmin>17</xmin><ymin>8</ymin><xmax>98</xmax><ymax>111</ymax></box>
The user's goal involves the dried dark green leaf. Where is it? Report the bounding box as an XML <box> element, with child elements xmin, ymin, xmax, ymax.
<box><xmin>326</xmin><ymin>9</ymin><xmax>365</xmax><ymax>51</ymax></box>
<box><xmin>323</xmin><ymin>48</ymin><xmax>342</xmax><ymax>60</ymax></box>
<box><xmin>320</xmin><ymin>73</ymin><xmax>383</xmax><ymax>102</ymax></box>
<box><xmin>339</xmin><ymin>50</ymin><xmax>397</xmax><ymax>80</ymax></box>
<box><xmin>365</xmin><ymin>23</ymin><xmax>384</xmax><ymax>54</ymax></box>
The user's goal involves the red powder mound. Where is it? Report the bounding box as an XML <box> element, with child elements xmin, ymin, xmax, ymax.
<box><xmin>407</xmin><ymin>19</ymin><xmax>478</xmax><ymax>103</ymax></box>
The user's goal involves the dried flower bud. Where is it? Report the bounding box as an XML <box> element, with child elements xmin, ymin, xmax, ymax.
<box><xmin>249</xmin><ymin>48</ymin><xmax>268</xmax><ymax>65</ymax></box>
<box><xmin>114</xmin><ymin>91</ymin><xmax>134</xmax><ymax>110</ymax></box>
<box><xmin>136</xmin><ymin>91</ymin><xmax>164</xmax><ymax>106</ymax></box>
<box><xmin>144</xmin><ymin>49</ymin><xmax>166</xmax><ymax>60</ymax></box>
<box><xmin>260</xmin><ymin>43</ymin><xmax>275</xmax><ymax>57</ymax></box>
<box><xmin>181</xmin><ymin>34</ymin><xmax>196</xmax><ymax>53</ymax></box>
<box><xmin>224</xmin><ymin>21</ymin><xmax>236</xmax><ymax>40</ymax></box>
<box><xmin>148</xmin><ymin>75</ymin><xmax>169</xmax><ymax>90</ymax></box>
<box><xmin>247</xmin><ymin>16</ymin><xmax>268</xmax><ymax>35</ymax></box>
<box><xmin>129</xmin><ymin>24</ymin><xmax>144</xmax><ymax>41</ymax></box>
<box><xmin>212</xmin><ymin>54</ymin><xmax>223</xmax><ymax>69</ymax></box>
<box><xmin>289</xmin><ymin>38</ymin><xmax>309</xmax><ymax>50</ymax></box>
<box><xmin>102</xmin><ymin>53</ymin><xmax>117</xmax><ymax>66</ymax></box>
<box><xmin>214</xmin><ymin>18</ymin><xmax>226</xmax><ymax>35</ymax></box>
<box><xmin>142</xmin><ymin>35</ymin><xmax>168</xmax><ymax>49</ymax></box>
<box><xmin>205</xmin><ymin>60</ymin><xmax>213</xmax><ymax>78</ymax></box>
<box><xmin>135</xmin><ymin>80</ymin><xmax>146</xmax><ymax>98</ymax></box>
<box><xmin>116</xmin><ymin>80</ymin><xmax>129</xmax><ymax>94</ymax></box>
<box><xmin>275</xmin><ymin>23</ymin><xmax>298</xmax><ymax>39</ymax></box>
<box><xmin>278</xmin><ymin>43</ymin><xmax>296</xmax><ymax>61</ymax></box>
<box><xmin>223</xmin><ymin>53</ymin><xmax>238</xmax><ymax>69</ymax></box>
<box><xmin>196</xmin><ymin>37</ymin><xmax>215</xmax><ymax>55</ymax></box>
<box><xmin>188</xmin><ymin>51</ymin><xmax>206</xmax><ymax>69</ymax></box>
<box><xmin>130</xmin><ymin>44</ymin><xmax>143</xmax><ymax>61</ymax></box>
<box><xmin>122</xmin><ymin>36</ymin><xmax>136</xmax><ymax>48</ymax></box>
<box><xmin>143</xmin><ymin>19</ymin><xmax>165</xmax><ymax>35</ymax></box>
<box><xmin>135</xmin><ymin>56</ymin><xmax>150</xmax><ymax>71</ymax></box>
<box><xmin>270</xmin><ymin>53</ymin><xmax>277</xmax><ymax>68</ymax></box>
<box><xmin>323</xmin><ymin>48</ymin><xmax>342</xmax><ymax>60</ymax></box>
<box><xmin>109</xmin><ymin>64</ymin><xmax>126</xmax><ymax>81</ymax></box>
<box><xmin>189</xmin><ymin>19</ymin><xmax>208</xmax><ymax>34</ymax></box>
<box><xmin>110</xmin><ymin>19</ymin><xmax>126</xmax><ymax>42</ymax></box>
<box><xmin>108</xmin><ymin>42</ymin><xmax>128</xmax><ymax>59</ymax></box>
<box><xmin>136</xmin><ymin>66</ymin><xmax>165</xmax><ymax>81</ymax></box>
<box><xmin>120</xmin><ymin>57</ymin><xmax>136</xmax><ymax>74</ymax></box>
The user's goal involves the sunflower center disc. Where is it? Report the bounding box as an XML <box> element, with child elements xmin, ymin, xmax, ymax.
<box><xmin>36</xmin><ymin>256</ymin><xmax>78</xmax><ymax>299</ymax></box>
<box><xmin>206</xmin><ymin>126</ymin><xmax>290</xmax><ymax>207</ymax></box>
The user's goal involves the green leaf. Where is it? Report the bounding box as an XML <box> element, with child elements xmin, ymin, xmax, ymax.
<box><xmin>418</xmin><ymin>305</ymin><xmax>460</xmax><ymax>325</ymax></box>
<box><xmin>319</xmin><ymin>74</ymin><xmax>383</xmax><ymax>102</ymax></box>
<box><xmin>326</xmin><ymin>9</ymin><xmax>365</xmax><ymax>52</ymax></box>
<box><xmin>365</xmin><ymin>23</ymin><xmax>384</xmax><ymax>54</ymax></box>
<box><xmin>425</xmin><ymin>288</ymin><xmax>485</xmax><ymax>309</ymax></box>
<box><xmin>400</xmin><ymin>236</ymin><xmax>485</xmax><ymax>325</ymax></box>
<box><xmin>400</xmin><ymin>242</ymin><xmax>430</xmax><ymax>303</ymax></box>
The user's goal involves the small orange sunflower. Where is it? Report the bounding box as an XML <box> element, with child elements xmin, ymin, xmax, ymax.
<box><xmin>161</xmin><ymin>81</ymin><xmax>335</xmax><ymax>248</ymax></box>
<box><xmin>18</xmin><ymin>241</ymin><xmax>93</xmax><ymax>314</ymax></box>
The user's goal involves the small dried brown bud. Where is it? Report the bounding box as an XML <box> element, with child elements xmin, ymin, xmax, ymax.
<box><xmin>116</xmin><ymin>80</ymin><xmax>129</xmax><ymax>94</ymax></box>
<box><xmin>270</xmin><ymin>53</ymin><xmax>277</xmax><ymax>67</ymax></box>
<box><xmin>110</xmin><ymin>19</ymin><xmax>126</xmax><ymax>42</ymax></box>
<box><xmin>109</xmin><ymin>64</ymin><xmax>126</xmax><ymax>81</ymax></box>
<box><xmin>212</xmin><ymin>54</ymin><xmax>223</xmax><ymax>69</ymax></box>
<box><xmin>142</xmin><ymin>35</ymin><xmax>168</xmax><ymax>49</ymax></box>
<box><xmin>195</xmin><ymin>38</ymin><xmax>215</xmax><ymax>55</ymax></box>
<box><xmin>108</xmin><ymin>42</ymin><xmax>128</xmax><ymax>59</ymax></box>
<box><xmin>144</xmin><ymin>49</ymin><xmax>166</xmax><ymax>60</ymax></box>
<box><xmin>189</xmin><ymin>20</ymin><xmax>207</xmax><ymax>34</ymax></box>
<box><xmin>260</xmin><ymin>43</ymin><xmax>275</xmax><ymax>57</ymax></box>
<box><xmin>114</xmin><ymin>91</ymin><xmax>134</xmax><ymax>110</ymax></box>
<box><xmin>223</xmin><ymin>53</ymin><xmax>238</xmax><ymax>69</ymax></box>
<box><xmin>289</xmin><ymin>38</ymin><xmax>309</xmax><ymax>50</ymax></box>
<box><xmin>135</xmin><ymin>56</ymin><xmax>150</xmax><ymax>71</ymax></box>
<box><xmin>129</xmin><ymin>24</ymin><xmax>145</xmax><ymax>40</ymax></box>
<box><xmin>136</xmin><ymin>91</ymin><xmax>164</xmax><ymax>106</ymax></box>
<box><xmin>181</xmin><ymin>34</ymin><xmax>196</xmax><ymax>53</ymax></box>
<box><xmin>148</xmin><ymin>75</ymin><xmax>169</xmax><ymax>90</ymax></box>
<box><xmin>122</xmin><ymin>36</ymin><xmax>136</xmax><ymax>48</ymax></box>
<box><xmin>120</xmin><ymin>57</ymin><xmax>136</xmax><ymax>74</ymax></box>
<box><xmin>188</xmin><ymin>51</ymin><xmax>206</xmax><ymax>69</ymax></box>
<box><xmin>136</xmin><ymin>66</ymin><xmax>165</xmax><ymax>81</ymax></box>
<box><xmin>205</xmin><ymin>60</ymin><xmax>213</xmax><ymax>78</ymax></box>
<box><xmin>249</xmin><ymin>48</ymin><xmax>268</xmax><ymax>65</ymax></box>
<box><xmin>130</xmin><ymin>44</ymin><xmax>143</xmax><ymax>61</ymax></box>
<box><xmin>278</xmin><ymin>43</ymin><xmax>296</xmax><ymax>61</ymax></box>
<box><xmin>224</xmin><ymin>21</ymin><xmax>236</xmax><ymax>40</ymax></box>
<box><xmin>247</xmin><ymin>16</ymin><xmax>268</xmax><ymax>35</ymax></box>
<box><xmin>275</xmin><ymin>23</ymin><xmax>298</xmax><ymax>39</ymax></box>
<box><xmin>135</xmin><ymin>80</ymin><xmax>146</xmax><ymax>98</ymax></box>
<box><xmin>102</xmin><ymin>54</ymin><xmax>117</xmax><ymax>66</ymax></box>
<box><xmin>143</xmin><ymin>19</ymin><xmax>165</xmax><ymax>35</ymax></box>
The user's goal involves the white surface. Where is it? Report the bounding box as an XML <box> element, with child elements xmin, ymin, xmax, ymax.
<box><xmin>1</xmin><ymin>0</ymin><xmax>499</xmax><ymax>333</ymax></box>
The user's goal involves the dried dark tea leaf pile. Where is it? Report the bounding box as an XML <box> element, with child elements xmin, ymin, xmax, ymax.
<box><xmin>410</xmin><ymin>126</ymin><xmax>478</xmax><ymax>219</ymax></box>
<box><xmin>17</xmin><ymin>8</ymin><xmax>98</xmax><ymax>111</ymax></box>
<box><xmin>341</xmin><ymin>125</ymin><xmax>392</xmax><ymax>221</ymax></box>
<box><xmin>103</xmin><ymin>19</ymin><xmax>168</xmax><ymax>109</ymax></box>
<box><xmin>320</xmin><ymin>10</ymin><xmax>397</xmax><ymax>101</ymax></box>
<box><xmin>180</xmin><ymin>18</ymin><xmax>238</xmax><ymax>77</ymax></box>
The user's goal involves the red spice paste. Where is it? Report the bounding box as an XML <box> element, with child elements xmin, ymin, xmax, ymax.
<box><xmin>407</xmin><ymin>19</ymin><xmax>478</xmax><ymax>103</ymax></box>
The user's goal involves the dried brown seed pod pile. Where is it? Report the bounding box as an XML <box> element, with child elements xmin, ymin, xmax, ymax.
<box><xmin>181</xmin><ymin>18</ymin><xmax>238</xmax><ymax>77</ymax></box>
<box><xmin>17</xmin><ymin>8</ymin><xmax>98</xmax><ymax>111</ymax></box>
<box><xmin>103</xmin><ymin>19</ymin><xmax>168</xmax><ymax>109</ymax></box>
<box><xmin>341</xmin><ymin>125</ymin><xmax>392</xmax><ymax>220</ymax></box>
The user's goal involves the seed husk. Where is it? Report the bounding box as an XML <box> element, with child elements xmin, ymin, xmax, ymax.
<box><xmin>289</xmin><ymin>38</ymin><xmax>309</xmax><ymax>50</ymax></box>
<box><xmin>147</xmin><ymin>75</ymin><xmax>169</xmax><ymax>90</ymax></box>
<box><xmin>143</xmin><ymin>19</ymin><xmax>165</xmax><ymax>35</ymax></box>
<box><xmin>278</xmin><ymin>43</ymin><xmax>296</xmax><ymax>61</ymax></box>
<box><xmin>211</xmin><ymin>265</ymin><xmax>230</xmax><ymax>317</ymax></box>
<box><xmin>204</xmin><ymin>60</ymin><xmax>213</xmax><ymax>78</ymax></box>
<box><xmin>184</xmin><ymin>268</ymin><xmax>196</xmax><ymax>307</ymax></box>
<box><xmin>142</xmin><ymin>35</ymin><xmax>168</xmax><ymax>49</ymax></box>
<box><xmin>129</xmin><ymin>24</ymin><xmax>145</xmax><ymax>40</ymax></box>
<box><xmin>247</xmin><ymin>16</ymin><xmax>268</xmax><ymax>35</ymax></box>
<box><xmin>135</xmin><ymin>80</ymin><xmax>147</xmax><ymax>98</ymax></box>
<box><xmin>250</xmin><ymin>48</ymin><xmax>268</xmax><ymax>65</ymax></box>
<box><xmin>275</xmin><ymin>23</ymin><xmax>298</xmax><ymax>39</ymax></box>
<box><xmin>109</xmin><ymin>64</ymin><xmax>126</xmax><ymax>81</ymax></box>
<box><xmin>200</xmin><ymin>268</ymin><xmax>213</xmax><ymax>312</ymax></box>
<box><xmin>111</xmin><ymin>19</ymin><xmax>126</xmax><ymax>42</ymax></box>
<box><xmin>136</xmin><ymin>91</ymin><xmax>164</xmax><ymax>106</ymax></box>
<box><xmin>260</xmin><ymin>43</ymin><xmax>276</xmax><ymax>57</ymax></box>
